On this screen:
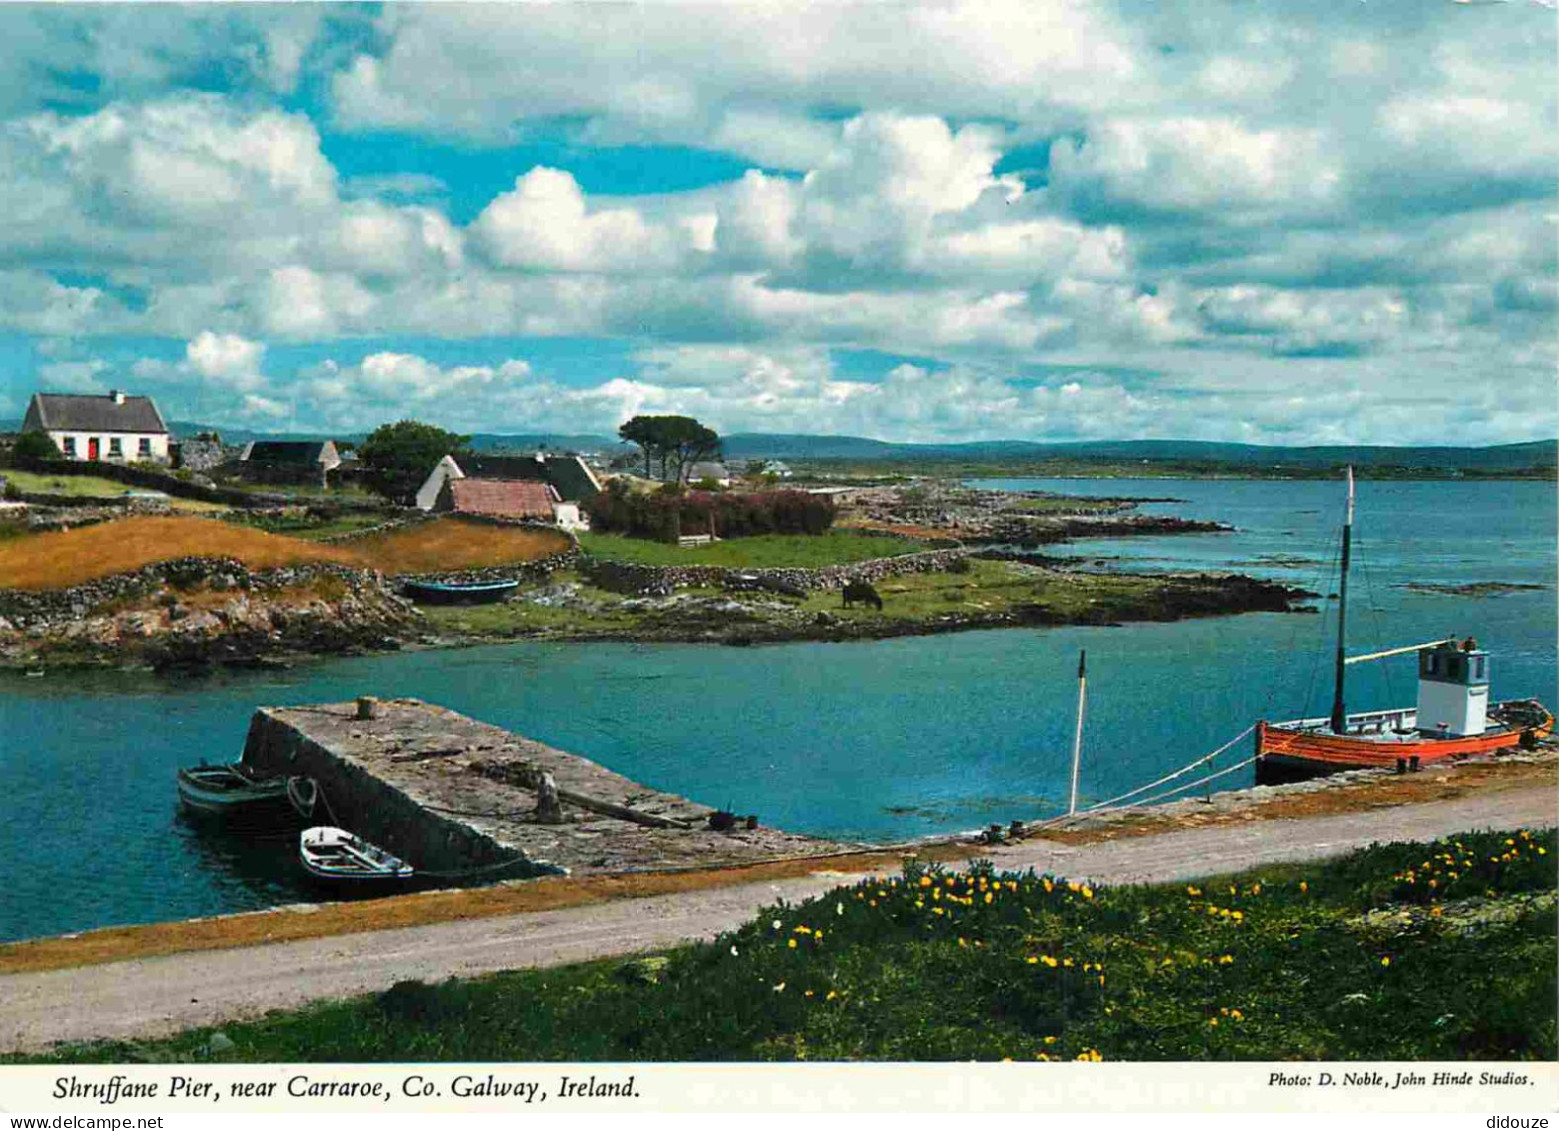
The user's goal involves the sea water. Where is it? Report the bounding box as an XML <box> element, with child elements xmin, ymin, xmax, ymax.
<box><xmin>0</xmin><ymin>478</ymin><xmax>1552</xmax><ymax>942</ymax></box>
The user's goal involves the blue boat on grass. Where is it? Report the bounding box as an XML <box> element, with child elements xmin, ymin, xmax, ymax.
<box><xmin>401</xmin><ymin>578</ymin><xmax>520</xmax><ymax>605</ymax></box>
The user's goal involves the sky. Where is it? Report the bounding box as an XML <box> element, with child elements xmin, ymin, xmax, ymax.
<box><xmin>0</xmin><ymin>1</ymin><xmax>1554</xmax><ymax>446</ymax></box>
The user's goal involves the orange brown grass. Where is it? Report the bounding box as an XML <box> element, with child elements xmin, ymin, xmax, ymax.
<box><xmin>0</xmin><ymin>516</ymin><xmax>355</xmax><ymax>590</ymax></box>
<box><xmin>342</xmin><ymin>517</ymin><xmax>571</xmax><ymax>575</ymax></box>
<box><xmin>0</xmin><ymin>516</ymin><xmax>573</xmax><ymax>591</ymax></box>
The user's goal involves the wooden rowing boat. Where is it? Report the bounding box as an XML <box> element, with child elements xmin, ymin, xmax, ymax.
<box><xmin>176</xmin><ymin>763</ymin><xmax>290</xmax><ymax>816</ymax></box>
<box><xmin>401</xmin><ymin>578</ymin><xmax>520</xmax><ymax>605</ymax></box>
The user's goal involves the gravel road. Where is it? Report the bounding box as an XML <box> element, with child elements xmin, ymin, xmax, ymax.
<box><xmin>2</xmin><ymin>785</ymin><xmax>1552</xmax><ymax>1054</ymax></box>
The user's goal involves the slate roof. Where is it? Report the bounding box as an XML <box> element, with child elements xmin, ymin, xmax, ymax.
<box><xmin>459</xmin><ymin>454</ymin><xmax>602</xmax><ymax>502</ymax></box>
<box><xmin>445</xmin><ymin>478</ymin><xmax>559</xmax><ymax>520</ymax></box>
<box><xmin>23</xmin><ymin>393</ymin><xmax>168</xmax><ymax>435</ymax></box>
<box><xmin>244</xmin><ymin>441</ymin><xmax>335</xmax><ymax>465</ymax></box>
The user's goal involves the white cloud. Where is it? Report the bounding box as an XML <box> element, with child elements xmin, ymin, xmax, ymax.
<box><xmin>470</xmin><ymin>168</ymin><xmax>685</xmax><ymax>273</ymax></box>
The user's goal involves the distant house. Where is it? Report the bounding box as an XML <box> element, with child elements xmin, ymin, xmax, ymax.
<box><xmin>760</xmin><ymin>460</ymin><xmax>793</xmax><ymax>479</ymax></box>
<box><xmin>686</xmin><ymin>461</ymin><xmax>732</xmax><ymax>486</ymax></box>
<box><xmin>415</xmin><ymin>453</ymin><xmax>600</xmax><ymax>530</ymax></box>
<box><xmin>238</xmin><ymin>441</ymin><xmax>342</xmax><ymax>488</ymax></box>
<box><xmin>21</xmin><ymin>391</ymin><xmax>172</xmax><ymax>464</ymax></box>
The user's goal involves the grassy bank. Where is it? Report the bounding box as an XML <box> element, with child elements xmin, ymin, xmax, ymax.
<box><xmin>13</xmin><ymin>828</ymin><xmax>1551</xmax><ymax>1063</ymax></box>
<box><xmin>416</xmin><ymin>558</ymin><xmax>1301</xmax><ymax>644</ymax></box>
<box><xmin>577</xmin><ymin>530</ymin><xmax>929</xmax><ymax>567</ymax></box>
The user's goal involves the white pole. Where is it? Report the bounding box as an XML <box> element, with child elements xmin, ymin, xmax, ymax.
<box><xmin>1068</xmin><ymin>650</ymin><xmax>1087</xmax><ymax>816</ymax></box>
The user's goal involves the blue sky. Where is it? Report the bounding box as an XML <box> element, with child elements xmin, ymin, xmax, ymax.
<box><xmin>0</xmin><ymin>2</ymin><xmax>1553</xmax><ymax>444</ymax></box>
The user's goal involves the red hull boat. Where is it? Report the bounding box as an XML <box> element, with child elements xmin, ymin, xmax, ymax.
<box><xmin>1254</xmin><ymin>469</ymin><xmax>1551</xmax><ymax>784</ymax></box>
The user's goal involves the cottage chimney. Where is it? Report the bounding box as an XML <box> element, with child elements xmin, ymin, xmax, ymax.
<box><xmin>109</xmin><ymin>389</ymin><xmax>126</xmax><ymax>405</ymax></box>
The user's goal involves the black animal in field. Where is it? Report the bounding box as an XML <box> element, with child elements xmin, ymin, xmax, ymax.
<box><xmin>841</xmin><ymin>580</ymin><xmax>883</xmax><ymax>610</ymax></box>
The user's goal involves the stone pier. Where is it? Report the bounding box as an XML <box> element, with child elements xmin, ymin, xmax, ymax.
<box><xmin>241</xmin><ymin>698</ymin><xmax>844</xmax><ymax>877</ymax></box>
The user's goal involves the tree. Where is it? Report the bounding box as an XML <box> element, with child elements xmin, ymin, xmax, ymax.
<box><xmin>616</xmin><ymin>414</ymin><xmax>721</xmax><ymax>483</ymax></box>
<box><xmin>662</xmin><ymin>417</ymin><xmax>721</xmax><ymax>484</ymax></box>
<box><xmin>357</xmin><ymin>420</ymin><xmax>471</xmax><ymax>503</ymax></box>
<box><xmin>617</xmin><ymin>416</ymin><xmax>660</xmax><ymax>478</ymax></box>
<box><xmin>12</xmin><ymin>431</ymin><xmax>63</xmax><ymax>462</ymax></box>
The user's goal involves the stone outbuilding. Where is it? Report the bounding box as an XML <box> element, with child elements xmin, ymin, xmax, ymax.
<box><xmin>416</xmin><ymin>452</ymin><xmax>600</xmax><ymax>530</ymax></box>
<box><xmin>434</xmin><ymin>477</ymin><xmax>560</xmax><ymax>522</ymax></box>
<box><xmin>237</xmin><ymin>440</ymin><xmax>343</xmax><ymax>488</ymax></box>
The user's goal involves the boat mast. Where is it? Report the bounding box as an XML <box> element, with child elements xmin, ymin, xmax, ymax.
<box><xmin>1329</xmin><ymin>467</ymin><xmax>1355</xmax><ymax>734</ymax></box>
<box><xmin>1068</xmin><ymin>650</ymin><xmax>1087</xmax><ymax>815</ymax></box>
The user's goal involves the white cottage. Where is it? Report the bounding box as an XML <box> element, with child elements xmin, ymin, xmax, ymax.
<box><xmin>21</xmin><ymin>391</ymin><xmax>172</xmax><ymax>464</ymax></box>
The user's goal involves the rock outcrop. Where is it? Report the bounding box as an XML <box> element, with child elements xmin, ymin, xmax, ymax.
<box><xmin>0</xmin><ymin>558</ymin><xmax>422</xmax><ymax>670</ymax></box>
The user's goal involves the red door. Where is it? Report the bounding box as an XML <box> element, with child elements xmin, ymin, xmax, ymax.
<box><xmin>87</xmin><ymin>437</ymin><xmax>99</xmax><ymax>460</ymax></box>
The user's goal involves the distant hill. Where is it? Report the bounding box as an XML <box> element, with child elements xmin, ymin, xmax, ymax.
<box><xmin>6</xmin><ymin>420</ymin><xmax>1540</xmax><ymax>472</ymax></box>
<box><xmin>718</xmin><ymin>434</ymin><xmax>1557</xmax><ymax>470</ymax></box>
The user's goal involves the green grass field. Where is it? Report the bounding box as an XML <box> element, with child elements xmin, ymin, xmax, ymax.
<box><xmin>12</xmin><ymin>828</ymin><xmax>1552</xmax><ymax>1064</ymax></box>
<box><xmin>577</xmin><ymin>530</ymin><xmax>929</xmax><ymax>567</ymax></box>
<box><xmin>2</xmin><ymin>469</ymin><xmax>229</xmax><ymax>512</ymax></box>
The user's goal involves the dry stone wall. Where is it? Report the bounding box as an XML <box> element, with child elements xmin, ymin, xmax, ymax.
<box><xmin>580</xmin><ymin>546</ymin><xmax>971</xmax><ymax>596</ymax></box>
<box><xmin>0</xmin><ymin>556</ymin><xmax>385</xmax><ymax>630</ymax></box>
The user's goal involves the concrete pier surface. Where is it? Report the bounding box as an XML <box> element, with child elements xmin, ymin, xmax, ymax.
<box><xmin>242</xmin><ymin>698</ymin><xmax>847</xmax><ymax>876</ymax></box>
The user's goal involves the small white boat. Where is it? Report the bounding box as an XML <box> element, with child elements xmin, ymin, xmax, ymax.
<box><xmin>299</xmin><ymin>826</ymin><xmax>414</xmax><ymax>884</ymax></box>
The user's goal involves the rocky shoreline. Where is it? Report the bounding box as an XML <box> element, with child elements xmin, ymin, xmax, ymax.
<box><xmin>0</xmin><ymin>481</ymin><xmax>1302</xmax><ymax>672</ymax></box>
<box><xmin>0</xmin><ymin>558</ymin><xmax>419</xmax><ymax>672</ymax></box>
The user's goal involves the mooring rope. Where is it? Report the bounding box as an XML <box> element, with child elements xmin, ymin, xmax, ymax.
<box><xmin>415</xmin><ymin>856</ymin><xmax>537</xmax><ymax>880</ymax></box>
<box><xmin>1025</xmin><ymin>724</ymin><xmax>1259</xmax><ymax>832</ymax></box>
<box><xmin>1082</xmin><ymin>754</ymin><xmax>1261</xmax><ymax>816</ymax></box>
<box><xmin>1080</xmin><ymin>723</ymin><xmax>1255</xmax><ymax>814</ymax></box>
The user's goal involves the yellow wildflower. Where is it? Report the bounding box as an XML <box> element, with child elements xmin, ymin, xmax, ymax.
<box><xmin>788</xmin><ymin>939</ymin><xmax>797</xmax><ymax>949</ymax></box>
<box><xmin>1208</xmin><ymin>1017</ymin><xmax>1219</xmax><ymax>1027</ymax></box>
<box><xmin>1081</xmin><ymin>885</ymin><xmax>1094</xmax><ymax>900</ymax></box>
<box><xmin>1218</xmin><ymin>955</ymin><xmax>1234</xmax><ymax>965</ymax></box>
<box><xmin>1229</xmin><ymin>1009</ymin><xmax>1243</xmax><ymax>1021</ymax></box>
<box><xmin>920</xmin><ymin>876</ymin><xmax>932</xmax><ymax>888</ymax></box>
<box><xmin>1043</xmin><ymin>879</ymin><xmax>1054</xmax><ymax>893</ymax></box>
<box><xmin>1380</xmin><ymin>956</ymin><xmax>1391</xmax><ymax>967</ymax></box>
<box><xmin>1299</xmin><ymin>881</ymin><xmax>1308</xmax><ymax>893</ymax></box>
<box><xmin>826</xmin><ymin>990</ymin><xmax>838</xmax><ymax>1001</ymax></box>
<box><xmin>1044</xmin><ymin>1036</ymin><xmax>1057</xmax><ymax>1045</ymax></box>
<box><xmin>1041</xmin><ymin>955</ymin><xmax>1059</xmax><ymax>968</ymax></box>
<box><xmin>984</xmin><ymin>892</ymin><xmax>993</xmax><ymax>904</ymax></box>
<box><xmin>1026</xmin><ymin>956</ymin><xmax>1039</xmax><ymax>965</ymax></box>
<box><xmin>1187</xmin><ymin>885</ymin><xmax>1202</xmax><ymax>896</ymax></box>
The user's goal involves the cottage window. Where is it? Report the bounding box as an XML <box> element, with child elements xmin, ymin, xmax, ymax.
<box><xmin>108</xmin><ymin>436</ymin><xmax>123</xmax><ymax>458</ymax></box>
<box><xmin>138</xmin><ymin>436</ymin><xmax>152</xmax><ymax>458</ymax></box>
<box><xmin>60</xmin><ymin>436</ymin><xmax>76</xmax><ymax>457</ymax></box>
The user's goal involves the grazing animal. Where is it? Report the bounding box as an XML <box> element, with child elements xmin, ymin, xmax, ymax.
<box><xmin>841</xmin><ymin>580</ymin><xmax>884</xmax><ymax>610</ymax></box>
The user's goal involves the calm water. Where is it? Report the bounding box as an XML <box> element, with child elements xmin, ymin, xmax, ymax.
<box><xmin>1</xmin><ymin>479</ymin><xmax>1553</xmax><ymax>942</ymax></box>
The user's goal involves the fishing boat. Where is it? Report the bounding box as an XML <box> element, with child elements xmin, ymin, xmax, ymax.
<box><xmin>1255</xmin><ymin>469</ymin><xmax>1552</xmax><ymax>783</ymax></box>
<box><xmin>176</xmin><ymin>763</ymin><xmax>291</xmax><ymax>816</ymax></box>
<box><xmin>298</xmin><ymin>826</ymin><xmax>415</xmax><ymax>884</ymax></box>
<box><xmin>401</xmin><ymin>578</ymin><xmax>520</xmax><ymax>605</ymax></box>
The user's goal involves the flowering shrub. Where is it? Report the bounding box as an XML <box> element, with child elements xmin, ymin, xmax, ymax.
<box><xmin>30</xmin><ymin>828</ymin><xmax>1554</xmax><ymax>1065</ymax></box>
<box><xmin>586</xmin><ymin>482</ymin><xmax>836</xmax><ymax>542</ymax></box>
